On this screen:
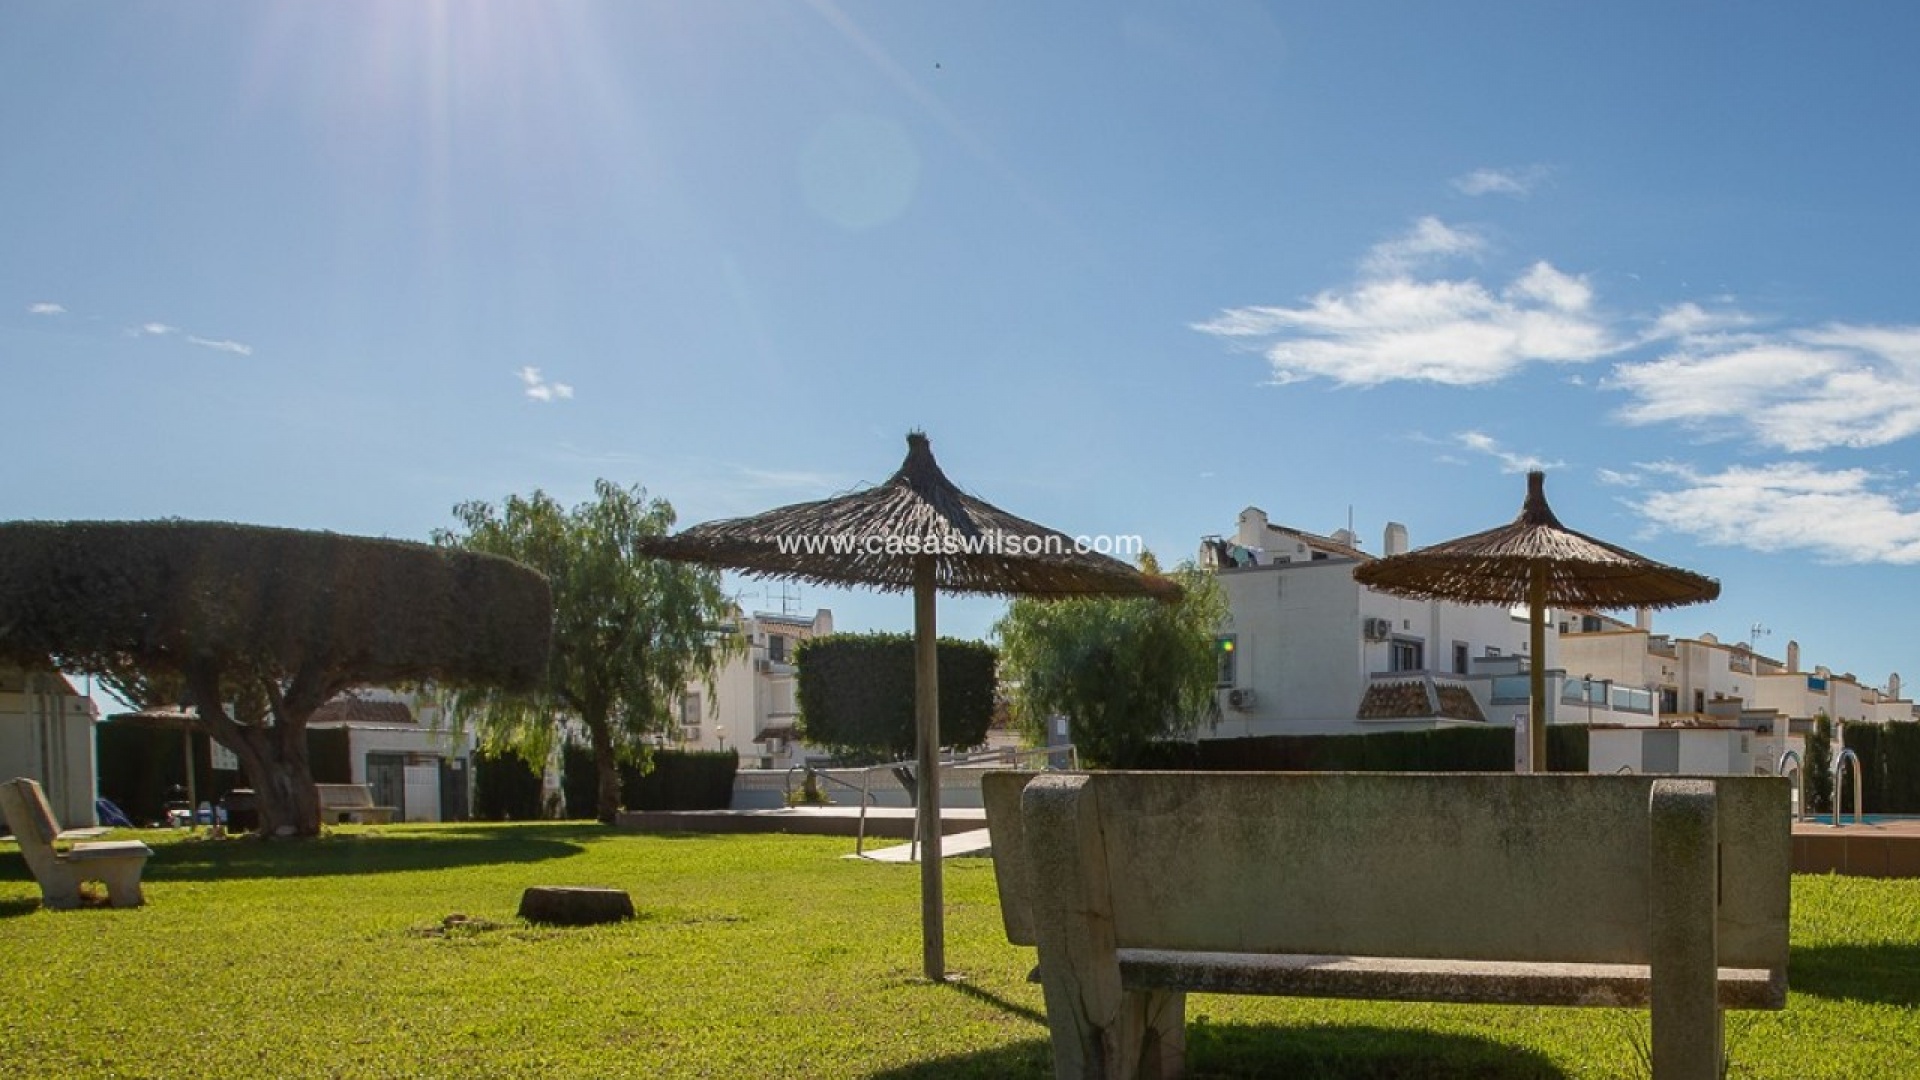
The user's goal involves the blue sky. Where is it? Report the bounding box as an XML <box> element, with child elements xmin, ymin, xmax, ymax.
<box><xmin>7</xmin><ymin>3</ymin><xmax>1920</xmax><ymax>698</ymax></box>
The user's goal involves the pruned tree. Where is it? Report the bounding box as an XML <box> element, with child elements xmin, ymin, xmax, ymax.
<box><xmin>436</xmin><ymin>480</ymin><xmax>739</xmax><ymax>824</ymax></box>
<box><xmin>0</xmin><ymin>521</ymin><xmax>551</xmax><ymax>836</ymax></box>
<box><xmin>995</xmin><ymin>554</ymin><xmax>1225</xmax><ymax>767</ymax></box>
<box><xmin>795</xmin><ymin>633</ymin><xmax>996</xmax><ymax>763</ymax></box>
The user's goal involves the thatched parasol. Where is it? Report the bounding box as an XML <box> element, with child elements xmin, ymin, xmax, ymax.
<box><xmin>644</xmin><ymin>432</ymin><xmax>1176</xmax><ymax>981</ymax></box>
<box><xmin>1354</xmin><ymin>471</ymin><xmax>1718</xmax><ymax>772</ymax></box>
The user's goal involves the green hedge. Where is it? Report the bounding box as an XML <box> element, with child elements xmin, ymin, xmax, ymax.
<box><xmin>0</xmin><ymin>520</ymin><xmax>552</xmax><ymax>695</ymax></box>
<box><xmin>795</xmin><ymin>633</ymin><xmax>996</xmax><ymax>762</ymax></box>
<box><xmin>1132</xmin><ymin>726</ymin><xmax>1589</xmax><ymax>773</ymax></box>
<box><xmin>1840</xmin><ymin>722</ymin><xmax>1920</xmax><ymax>814</ymax></box>
<box><xmin>472</xmin><ymin>751</ymin><xmax>546</xmax><ymax>821</ymax></box>
<box><xmin>558</xmin><ymin>745</ymin><xmax>740</xmax><ymax>818</ymax></box>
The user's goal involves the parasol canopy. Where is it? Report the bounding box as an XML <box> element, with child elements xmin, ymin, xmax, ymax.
<box><xmin>1354</xmin><ymin>471</ymin><xmax>1718</xmax><ymax>771</ymax></box>
<box><xmin>642</xmin><ymin>432</ymin><xmax>1174</xmax><ymax>981</ymax></box>
<box><xmin>644</xmin><ymin>433</ymin><xmax>1181</xmax><ymax>601</ymax></box>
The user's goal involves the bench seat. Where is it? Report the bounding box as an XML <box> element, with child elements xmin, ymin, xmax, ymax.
<box><xmin>1116</xmin><ymin>949</ymin><xmax>1785</xmax><ymax>1010</ymax></box>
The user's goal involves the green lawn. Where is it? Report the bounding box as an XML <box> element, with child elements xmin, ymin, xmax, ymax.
<box><xmin>2</xmin><ymin>824</ymin><xmax>1916</xmax><ymax>1078</ymax></box>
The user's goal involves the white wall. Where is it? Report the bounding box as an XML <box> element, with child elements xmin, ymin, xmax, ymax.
<box><xmin>0</xmin><ymin>680</ymin><xmax>98</xmax><ymax>827</ymax></box>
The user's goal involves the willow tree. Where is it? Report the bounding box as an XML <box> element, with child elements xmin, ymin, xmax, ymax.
<box><xmin>995</xmin><ymin>554</ymin><xmax>1225</xmax><ymax>767</ymax></box>
<box><xmin>0</xmin><ymin>521</ymin><xmax>552</xmax><ymax>836</ymax></box>
<box><xmin>437</xmin><ymin>480</ymin><xmax>739</xmax><ymax>824</ymax></box>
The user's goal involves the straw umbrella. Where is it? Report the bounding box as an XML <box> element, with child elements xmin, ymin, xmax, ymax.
<box><xmin>1354</xmin><ymin>471</ymin><xmax>1718</xmax><ymax>772</ymax></box>
<box><xmin>643</xmin><ymin>432</ymin><xmax>1176</xmax><ymax>980</ymax></box>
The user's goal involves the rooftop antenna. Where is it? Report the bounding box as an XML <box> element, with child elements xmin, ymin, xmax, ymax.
<box><xmin>1749</xmin><ymin>621</ymin><xmax>1771</xmax><ymax>654</ymax></box>
<box><xmin>775</xmin><ymin>583</ymin><xmax>802</xmax><ymax>616</ymax></box>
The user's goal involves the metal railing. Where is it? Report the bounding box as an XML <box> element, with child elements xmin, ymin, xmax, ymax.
<box><xmin>778</xmin><ymin>744</ymin><xmax>1079</xmax><ymax>859</ymax></box>
<box><xmin>1832</xmin><ymin>748</ymin><xmax>1864</xmax><ymax>827</ymax></box>
<box><xmin>1776</xmin><ymin>749</ymin><xmax>1805</xmax><ymax>822</ymax></box>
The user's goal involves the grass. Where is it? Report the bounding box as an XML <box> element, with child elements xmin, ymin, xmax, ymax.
<box><xmin>1</xmin><ymin>824</ymin><xmax>1916</xmax><ymax>1078</ymax></box>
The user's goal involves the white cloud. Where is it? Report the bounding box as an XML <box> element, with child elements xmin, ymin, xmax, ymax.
<box><xmin>187</xmin><ymin>335</ymin><xmax>253</xmax><ymax>356</ymax></box>
<box><xmin>1361</xmin><ymin>216</ymin><xmax>1485</xmax><ymax>277</ymax></box>
<box><xmin>1632</xmin><ymin>462</ymin><xmax>1920</xmax><ymax>564</ymax></box>
<box><xmin>1195</xmin><ymin>218</ymin><xmax>1614</xmax><ymax>387</ymax></box>
<box><xmin>519</xmin><ymin>366</ymin><xmax>574</xmax><ymax>403</ymax></box>
<box><xmin>140</xmin><ymin>322</ymin><xmax>177</xmax><ymax>336</ymax></box>
<box><xmin>1456</xmin><ymin>430</ymin><xmax>1563</xmax><ymax>474</ymax></box>
<box><xmin>1452</xmin><ymin>166</ymin><xmax>1548</xmax><ymax>198</ymax></box>
<box><xmin>28</xmin><ymin>302</ymin><xmax>65</xmax><ymax>315</ymax></box>
<box><xmin>1610</xmin><ymin>323</ymin><xmax>1920</xmax><ymax>451</ymax></box>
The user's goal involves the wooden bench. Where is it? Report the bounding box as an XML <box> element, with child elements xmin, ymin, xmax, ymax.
<box><xmin>315</xmin><ymin>783</ymin><xmax>397</xmax><ymax>825</ymax></box>
<box><xmin>1</xmin><ymin>777</ymin><xmax>152</xmax><ymax>909</ymax></box>
<box><xmin>983</xmin><ymin>771</ymin><xmax>1790</xmax><ymax>1080</ymax></box>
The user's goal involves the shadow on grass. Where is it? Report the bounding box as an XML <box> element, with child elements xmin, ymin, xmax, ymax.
<box><xmin>0</xmin><ymin>895</ymin><xmax>44</xmax><ymax>920</ymax></box>
<box><xmin>941</xmin><ymin>978</ymin><xmax>1048</xmax><ymax>1025</ymax></box>
<box><xmin>131</xmin><ymin>826</ymin><xmax>595</xmax><ymax>883</ymax></box>
<box><xmin>1791</xmin><ymin>943</ymin><xmax>1920</xmax><ymax>1006</ymax></box>
<box><xmin>866</xmin><ymin>1024</ymin><xmax>1568</xmax><ymax>1080</ymax></box>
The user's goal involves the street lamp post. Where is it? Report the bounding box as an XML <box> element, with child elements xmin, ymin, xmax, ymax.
<box><xmin>715</xmin><ymin>725</ymin><xmax>727</xmax><ymax>753</ymax></box>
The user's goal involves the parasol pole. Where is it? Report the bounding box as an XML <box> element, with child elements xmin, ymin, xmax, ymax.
<box><xmin>913</xmin><ymin>554</ymin><xmax>945</xmax><ymax>981</ymax></box>
<box><xmin>1528</xmin><ymin>562</ymin><xmax>1548</xmax><ymax>774</ymax></box>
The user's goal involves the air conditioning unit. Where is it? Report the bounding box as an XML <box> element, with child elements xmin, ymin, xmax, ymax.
<box><xmin>1363</xmin><ymin>617</ymin><xmax>1393</xmax><ymax>641</ymax></box>
<box><xmin>1227</xmin><ymin>687</ymin><xmax>1257</xmax><ymax>711</ymax></box>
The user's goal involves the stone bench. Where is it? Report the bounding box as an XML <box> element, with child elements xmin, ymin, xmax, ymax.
<box><xmin>983</xmin><ymin>771</ymin><xmax>1790</xmax><ymax>1080</ymax></box>
<box><xmin>2</xmin><ymin>776</ymin><xmax>152</xmax><ymax>909</ymax></box>
<box><xmin>316</xmin><ymin>783</ymin><xmax>397</xmax><ymax>825</ymax></box>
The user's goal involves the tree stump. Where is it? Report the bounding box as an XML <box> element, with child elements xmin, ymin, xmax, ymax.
<box><xmin>518</xmin><ymin>886</ymin><xmax>635</xmax><ymax>926</ymax></box>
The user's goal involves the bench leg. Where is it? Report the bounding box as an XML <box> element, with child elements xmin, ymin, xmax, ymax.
<box><xmin>97</xmin><ymin>861</ymin><xmax>147</xmax><ymax>908</ymax></box>
<box><xmin>37</xmin><ymin>871</ymin><xmax>82</xmax><ymax>910</ymax></box>
<box><xmin>1649</xmin><ymin>779</ymin><xmax>1723</xmax><ymax>1079</ymax></box>
<box><xmin>1040</xmin><ymin>985</ymin><xmax>1185</xmax><ymax>1080</ymax></box>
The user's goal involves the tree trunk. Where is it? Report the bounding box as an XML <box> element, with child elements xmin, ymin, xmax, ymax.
<box><xmin>217</xmin><ymin>719</ymin><xmax>322</xmax><ymax>838</ymax></box>
<box><xmin>588</xmin><ymin>715</ymin><xmax>620</xmax><ymax>825</ymax></box>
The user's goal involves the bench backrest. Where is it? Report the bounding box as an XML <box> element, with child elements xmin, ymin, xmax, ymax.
<box><xmin>316</xmin><ymin>784</ymin><xmax>375</xmax><ymax>809</ymax></box>
<box><xmin>985</xmin><ymin>770</ymin><xmax>1789</xmax><ymax>971</ymax></box>
<box><xmin>2</xmin><ymin>777</ymin><xmax>66</xmax><ymax>877</ymax></box>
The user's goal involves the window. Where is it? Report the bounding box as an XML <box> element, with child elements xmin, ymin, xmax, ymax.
<box><xmin>1390</xmin><ymin>638</ymin><xmax>1424</xmax><ymax>673</ymax></box>
<box><xmin>1215</xmin><ymin>636</ymin><xmax>1237</xmax><ymax>687</ymax></box>
<box><xmin>767</xmin><ymin>634</ymin><xmax>788</xmax><ymax>663</ymax></box>
<box><xmin>683</xmin><ymin>726</ymin><xmax>700</xmax><ymax>744</ymax></box>
<box><xmin>1660</xmin><ymin>687</ymin><xmax>1679</xmax><ymax>714</ymax></box>
<box><xmin>681</xmin><ymin>693</ymin><xmax>701</xmax><ymax>728</ymax></box>
<box><xmin>1452</xmin><ymin>642</ymin><xmax>1469</xmax><ymax>675</ymax></box>
<box><xmin>1693</xmin><ymin>690</ymin><xmax>1706</xmax><ymax>713</ymax></box>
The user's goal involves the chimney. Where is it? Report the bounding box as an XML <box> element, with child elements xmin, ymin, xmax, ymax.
<box><xmin>1383</xmin><ymin>522</ymin><xmax>1409</xmax><ymax>557</ymax></box>
<box><xmin>1787</xmin><ymin>640</ymin><xmax>1800</xmax><ymax>674</ymax></box>
<box><xmin>1237</xmin><ymin>507</ymin><xmax>1270</xmax><ymax>548</ymax></box>
<box><xmin>1635</xmin><ymin>606</ymin><xmax>1651</xmax><ymax>632</ymax></box>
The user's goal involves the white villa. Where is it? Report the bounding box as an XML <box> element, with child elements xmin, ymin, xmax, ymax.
<box><xmin>1559</xmin><ymin>613</ymin><xmax>1913</xmax><ymax>778</ymax></box>
<box><xmin>677</xmin><ymin>607</ymin><xmax>833</xmax><ymax>770</ymax></box>
<box><xmin>1205</xmin><ymin>508</ymin><xmax>1549</xmax><ymax>739</ymax></box>
<box><xmin>1203</xmin><ymin>504</ymin><xmax>1915</xmax><ymax>778</ymax></box>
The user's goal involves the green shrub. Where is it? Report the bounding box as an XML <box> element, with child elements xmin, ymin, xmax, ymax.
<box><xmin>795</xmin><ymin>633</ymin><xmax>996</xmax><ymax>763</ymax></box>
<box><xmin>1137</xmin><ymin>726</ymin><xmax>1588</xmax><ymax>774</ymax></box>
<box><xmin>558</xmin><ymin>744</ymin><xmax>738</xmax><ymax>816</ymax></box>
<box><xmin>472</xmin><ymin>750</ymin><xmax>545</xmax><ymax>820</ymax></box>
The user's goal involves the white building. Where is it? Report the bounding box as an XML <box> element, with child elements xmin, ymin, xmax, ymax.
<box><xmin>677</xmin><ymin>608</ymin><xmax>833</xmax><ymax>770</ymax></box>
<box><xmin>1205</xmin><ymin>509</ymin><xmax>1551</xmax><ymax>738</ymax></box>
<box><xmin>0</xmin><ymin>666</ymin><xmax>98</xmax><ymax>828</ymax></box>
<box><xmin>1560</xmin><ymin>613</ymin><xmax>1914</xmax><ymax>779</ymax></box>
<box><xmin>308</xmin><ymin>689</ymin><xmax>475</xmax><ymax>822</ymax></box>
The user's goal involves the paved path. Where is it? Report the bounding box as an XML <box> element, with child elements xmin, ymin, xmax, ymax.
<box><xmin>848</xmin><ymin>827</ymin><xmax>994</xmax><ymax>862</ymax></box>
